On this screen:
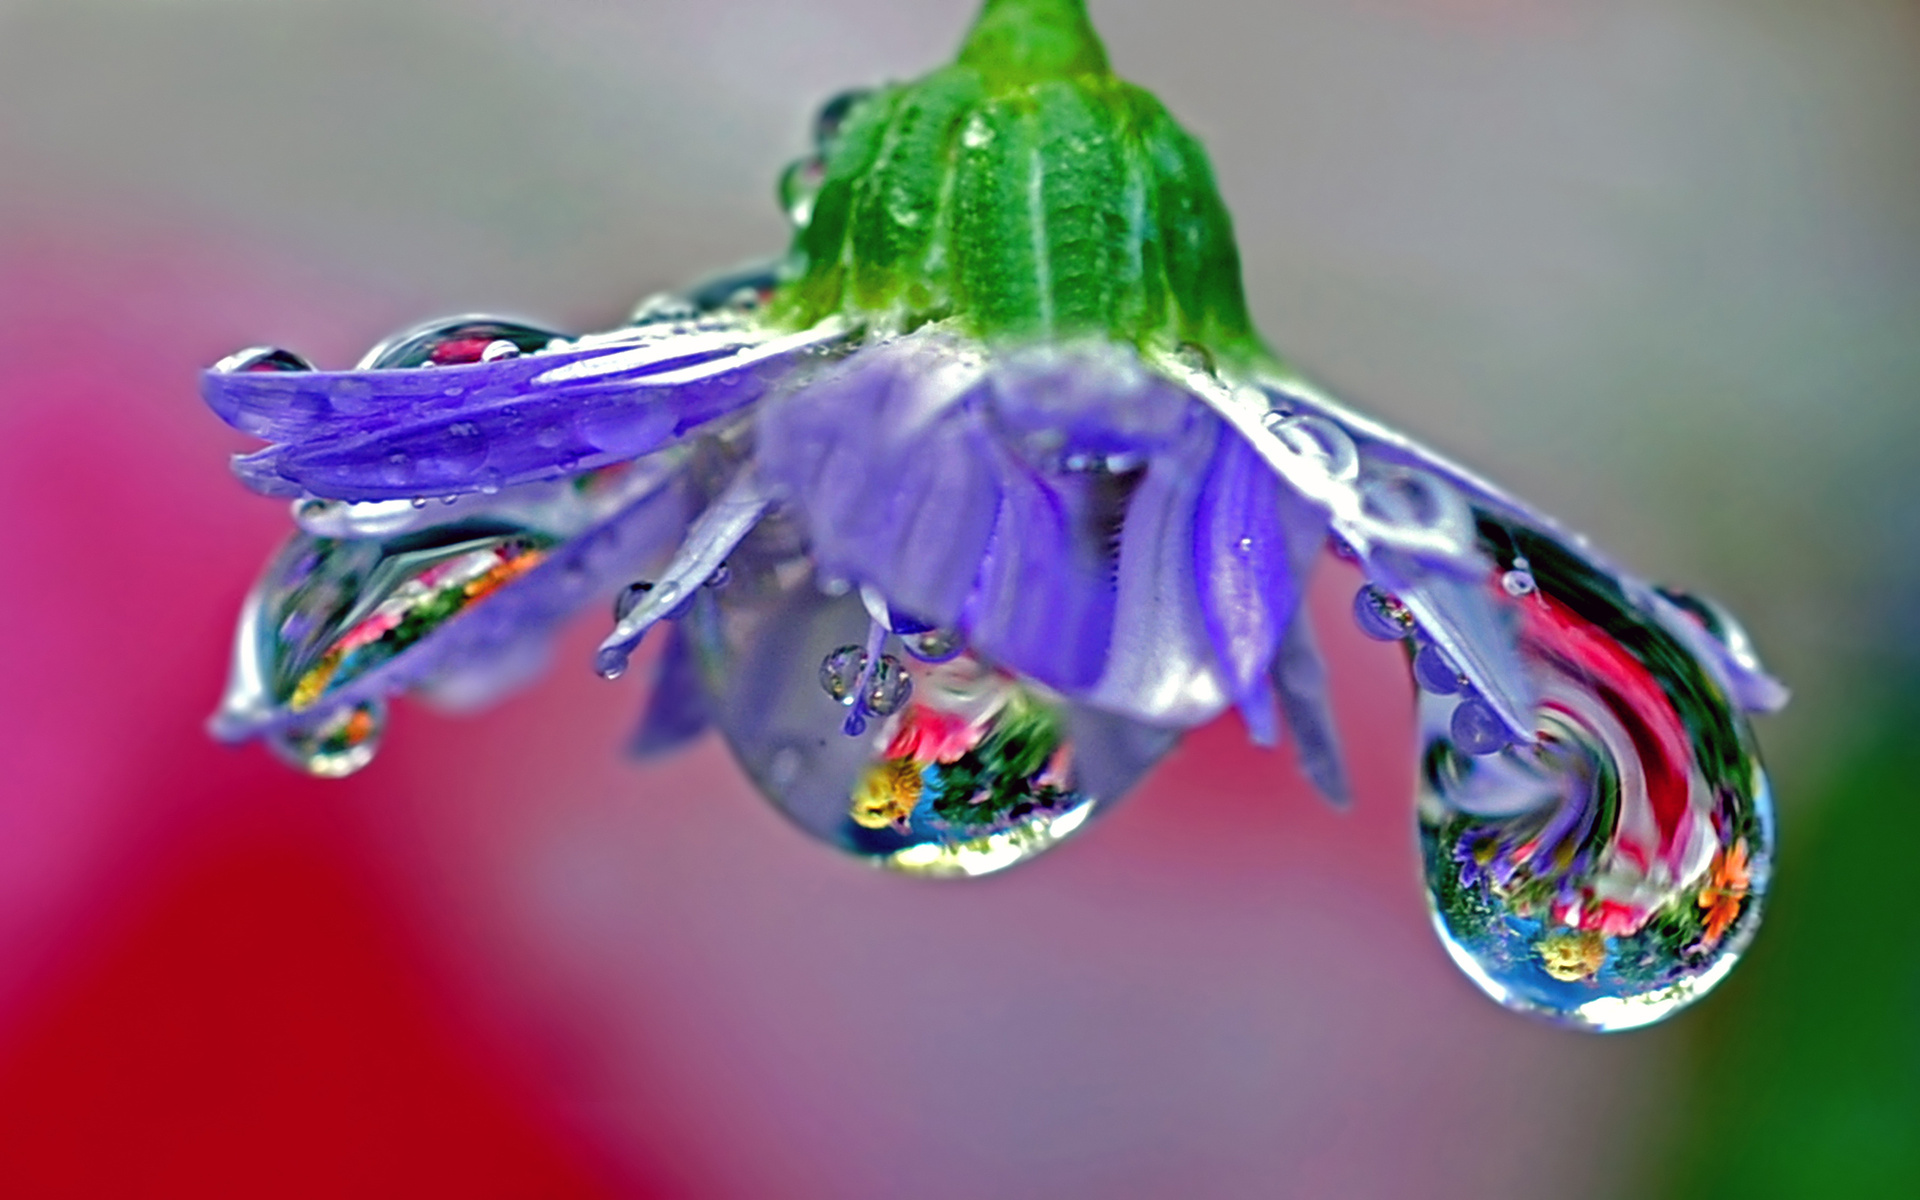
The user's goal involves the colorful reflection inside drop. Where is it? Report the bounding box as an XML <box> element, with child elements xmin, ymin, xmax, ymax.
<box><xmin>1413</xmin><ymin>522</ymin><xmax>1773</xmax><ymax>1031</ymax></box>
<box><xmin>688</xmin><ymin>542</ymin><xmax>1175</xmax><ymax>877</ymax></box>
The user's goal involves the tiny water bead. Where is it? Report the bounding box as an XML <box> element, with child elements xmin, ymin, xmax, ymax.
<box><xmin>1417</xmin><ymin>524</ymin><xmax>1773</xmax><ymax>1031</ymax></box>
<box><xmin>267</xmin><ymin>700</ymin><xmax>387</xmax><ymax>778</ymax></box>
<box><xmin>1353</xmin><ymin>584</ymin><xmax>1415</xmax><ymax>642</ymax></box>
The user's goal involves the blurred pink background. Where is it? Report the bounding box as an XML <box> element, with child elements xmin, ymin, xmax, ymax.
<box><xmin>2</xmin><ymin>1</ymin><xmax>1915</xmax><ymax>1196</ymax></box>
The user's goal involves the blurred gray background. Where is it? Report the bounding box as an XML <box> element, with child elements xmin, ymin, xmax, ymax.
<box><xmin>3</xmin><ymin>1</ymin><xmax>1916</xmax><ymax>1195</ymax></box>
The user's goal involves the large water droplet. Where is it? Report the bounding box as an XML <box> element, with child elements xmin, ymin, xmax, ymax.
<box><xmin>689</xmin><ymin>551</ymin><xmax>1177</xmax><ymax>875</ymax></box>
<box><xmin>267</xmin><ymin>700</ymin><xmax>387</xmax><ymax>778</ymax></box>
<box><xmin>356</xmin><ymin>316</ymin><xmax>564</xmax><ymax>370</ymax></box>
<box><xmin>251</xmin><ymin>525</ymin><xmax>556</xmax><ymax>717</ymax></box>
<box><xmin>1418</xmin><ymin>524</ymin><xmax>1773</xmax><ymax>1031</ymax></box>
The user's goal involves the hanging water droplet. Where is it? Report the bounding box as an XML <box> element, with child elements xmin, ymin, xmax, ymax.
<box><xmin>1414</xmin><ymin>642</ymin><xmax>1465</xmax><ymax>695</ymax></box>
<box><xmin>595</xmin><ymin>645</ymin><xmax>630</xmax><ymax>681</ymax></box>
<box><xmin>1448</xmin><ymin>696</ymin><xmax>1510</xmax><ymax>755</ymax></box>
<box><xmin>779</xmin><ymin>156</ymin><xmax>826</xmax><ymax>228</ymax></box>
<box><xmin>691</xmin><ymin>560</ymin><xmax>1178</xmax><ymax>876</ymax></box>
<box><xmin>267</xmin><ymin>700</ymin><xmax>387</xmax><ymax>778</ymax></box>
<box><xmin>863</xmin><ymin>655</ymin><xmax>913</xmax><ymax>716</ymax></box>
<box><xmin>1353</xmin><ymin>584</ymin><xmax>1415</xmax><ymax>641</ymax></box>
<box><xmin>901</xmin><ymin>626</ymin><xmax>965</xmax><ymax>663</ymax></box>
<box><xmin>706</xmin><ymin>561</ymin><xmax>732</xmax><ymax>590</ymax></box>
<box><xmin>1418</xmin><ymin>522</ymin><xmax>1774</xmax><ymax>1031</ymax></box>
<box><xmin>819</xmin><ymin>644</ymin><xmax>867</xmax><ymax>705</ymax></box>
<box><xmin>615</xmin><ymin>581</ymin><xmax>654</xmax><ymax>623</ymax></box>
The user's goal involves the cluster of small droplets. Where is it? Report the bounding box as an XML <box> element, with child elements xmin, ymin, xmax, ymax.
<box><xmin>818</xmin><ymin>643</ymin><xmax>914</xmax><ymax>737</ymax></box>
<box><xmin>1353</xmin><ymin>584</ymin><xmax>1510</xmax><ymax>757</ymax></box>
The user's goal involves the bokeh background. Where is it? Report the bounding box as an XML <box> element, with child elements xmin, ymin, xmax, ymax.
<box><xmin>1</xmin><ymin>0</ymin><xmax>1915</xmax><ymax>1195</ymax></box>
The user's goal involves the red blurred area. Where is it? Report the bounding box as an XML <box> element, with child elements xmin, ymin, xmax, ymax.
<box><xmin>0</xmin><ymin>829</ymin><xmax>626</xmax><ymax>1199</ymax></box>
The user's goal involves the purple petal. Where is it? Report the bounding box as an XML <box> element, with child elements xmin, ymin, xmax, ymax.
<box><xmin>214</xmin><ymin>319</ymin><xmax>848</xmax><ymax>501</ymax></box>
<box><xmin>1271</xmin><ymin>611</ymin><xmax>1352</xmax><ymax>808</ymax></box>
<box><xmin>628</xmin><ymin>623</ymin><xmax>712</xmax><ymax>757</ymax></box>
<box><xmin>1193</xmin><ymin>430</ymin><xmax>1330</xmax><ymax>741</ymax></box>
<box><xmin>962</xmin><ymin>451</ymin><xmax>1116</xmax><ymax>692</ymax></box>
<box><xmin>1083</xmin><ymin>416</ymin><xmax>1230</xmax><ymax>726</ymax></box>
<box><xmin>754</xmin><ymin>335</ymin><xmax>999</xmax><ymax>626</ymax></box>
<box><xmin>595</xmin><ymin>468</ymin><xmax>776</xmax><ymax>678</ymax></box>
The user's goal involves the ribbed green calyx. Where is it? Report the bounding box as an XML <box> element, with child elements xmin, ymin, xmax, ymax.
<box><xmin>771</xmin><ymin>0</ymin><xmax>1261</xmax><ymax>360</ymax></box>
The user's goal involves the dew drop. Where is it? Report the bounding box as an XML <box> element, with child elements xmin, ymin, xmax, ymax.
<box><xmin>1449</xmin><ymin>697</ymin><xmax>1510</xmax><ymax>755</ymax></box>
<box><xmin>595</xmin><ymin>645</ymin><xmax>630</xmax><ymax>681</ymax></box>
<box><xmin>267</xmin><ymin>701</ymin><xmax>386</xmax><ymax>778</ymax></box>
<box><xmin>1502</xmin><ymin>568</ymin><xmax>1537</xmax><ymax>597</ymax></box>
<box><xmin>901</xmin><ymin>627</ymin><xmax>964</xmax><ymax>663</ymax></box>
<box><xmin>1414</xmin><ymin>642</ymin><xmax>1465</xmax><ymax>695</ymax></box>
<box><xmin>863</xmin><ymin>655</ymin><xmax>913</xmax><ymax>716</ymax></box>
<box><xmin>615</xmin><ymin>580</ymin><xmax>654</xmax><ymax>622</ymax></box>
<box><xmin>1418</xmin><ymin>523</ymin><xmax>1773</xmax><ymax>1031</ymax></box>
<box><xmin>1353</xmin><ymin>584</ymin><xmax>1414</xmax><ymax>641</ymax></box>
<box><xmin>382</xmin><ymin>453</ymin><xmax>413</xmax><ymax>487</ymax></box>
<box><xmin>819</xmin><ymin>644</ymin><xmax>867</xmax><ymax>705</ymax></box>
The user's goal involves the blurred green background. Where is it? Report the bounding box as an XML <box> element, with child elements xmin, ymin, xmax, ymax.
<box><xmin>1</xmin><ymin>0</ymin><xmax>1915</xmax><ymax>1194</ymax></box>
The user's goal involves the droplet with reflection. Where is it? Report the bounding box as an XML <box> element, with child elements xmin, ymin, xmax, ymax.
<box><xmin>268</xmin><ymin>700</ymin><xmax>387</xmax><ymax>778</ymax></box>
<box><xmin>1417</xmin><ymin>522</ymin><xmax>1773</xmax><ymax>1031</ymax></box>
<box><xmin>686</xmin><ymin>530</ymin><xmax>1176</xmax><ymax>876</ymax></box>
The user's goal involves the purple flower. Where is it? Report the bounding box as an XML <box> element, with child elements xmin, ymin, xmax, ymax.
<box><xmin>203</xmin><ymin>0</ymin><xmax>1787</xmax><ymax>1025</ymax></box>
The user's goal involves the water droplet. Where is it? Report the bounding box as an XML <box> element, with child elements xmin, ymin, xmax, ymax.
<box><xmin>901</xmin><ymin>627</ymin><xmax>965</xmax><ymax>663</ymax></box>
<box><xmin>1268</xmin><ymin>414</ymin><xmax>1358</xmax><ymax>482</ymax></box>
<box><xmin>357</xmin><ymin>316</ymin><xmax>564</xmax><ymax>370</ymax></box>
<box><xmin>819</xmin><ymin>644</ymin><xmax>867</xmax><ymax>705</ymax></box>
<box><xmin>383</xmin><ymin>453</ymin><xmax>413</xmax><ymax>487</ymax></box>
<box><xmin>1502</xmin><ymin>569</ymin><xmax>1537</xmax><ymax>596</ymax></box>
<box><xmin>1449</xmin><ymin>697</ymin><xmax>1509</xmax><ymax>755</ymax></box>
<box><xmin>409</xmin><ymin>496</ymin><xmax>429</xmax><ymax>509</ymax></box>
<box><xmin>214</xmin><ymin>345</ymin><xmax>313</xmax><ymax>374</ymax></box>
<box><xmin>1353</xmin><ymin>584</ymin><xmax>1414</xmax><ymax>641</ymax></box>
<box><xmin>779</xmin><ymin>156</ymin><xmax>825</xmax><ymax>227</ymax></box>
<box><xmin>615</xmin><ymin>581</ymin><xmax>654</xmax><ymax>622</ymax></box>
<box><xmin>595</xmin><ymin>645</ymin><xmax>630</xmax><ymax>680</ymax></box>
<box><xmin>813</xmin><ymin>88</ymin><xmax>872</xmax><ymax>150</ymax></box>
<box><xmin>267</xmin><ymin>701</ymin><xmax>386</xmax><ymax>778</ymax></box>
<box><xmin>1414</xmin><ymin>642</ymin><xmax>1465</xmax><ymax>695</ymax></box>
<box><xmin>1418</xmin><ymin>524</ymin><xmax>1773</xmax><ymax>1030</ymax></box>
<box><xmin>863</xmin><ymin>655</ymin><xmax>912</xmax><ymax>716</ymax></box>
<box><xmin>691</xmin><ymin>561</ymin><xmax>1178</xmax><ymax>876</ymax></box>
<box><xmin>254</xmin><ymin>529</ymin><xmax>553</xmax><ymax>717</ymax></box>
<box><xmin>706</xmin><ymin>561</ymin><xmax>732</xmax><ymax>590</ymax></box>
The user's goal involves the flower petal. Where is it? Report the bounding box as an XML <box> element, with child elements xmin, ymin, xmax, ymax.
<box><xmin>628</xmin><ymin>623</ymin><xmax>712</xmax><ymax>757</ymax></box>
<box><xmin>214</xmin><ymin>318</ymin><xmax>849</xmax><ymax>501</ymax></box>
<box><xmin>754</xmin><ymin>333</ymin><xmax>999</xmax><ymax>627</ymax></box>
<box><xmin>1271</xmin><ymin>609</ymin><xmax>1352</xmax><ymax>807</ymax></box>
<box><xmin>1082</xmin><ymin>413</ymin><xmax>1230</xmax><ymax>726</ymax></box>
<box><xmin>1192</xmin><ymin>430</ymin><xmax>1328</xmax><ymax>742</ymax></box>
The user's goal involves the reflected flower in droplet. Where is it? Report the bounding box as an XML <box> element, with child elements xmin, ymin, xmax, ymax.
<box><xmin>198</xmin><ymin>0</ymin><xmax>1786</xmax><ymax>1025</ymax></box>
